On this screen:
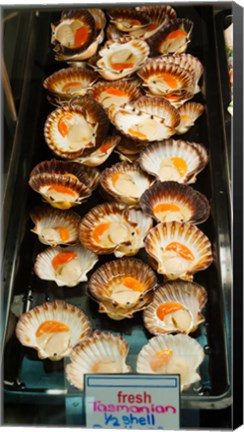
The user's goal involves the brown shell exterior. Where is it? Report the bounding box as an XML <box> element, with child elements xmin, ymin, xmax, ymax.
<box><xmin>51</xmin><ymin>10</ymin><xmax>96</xmax><ymax>56</ymax></box>
<box><xmin>135</xmin><ymin>5</ymin><xmax>177</xmax><ymax>23</ymax></box>
<box><xmin>99</xmin><ymin>161</ymin><xmax>154</xmax><ymax>205</ymax></box>
<box><xmin>88</xmin><ymin>257</ymin><xmax>157</xmax><ymax>304</ymax></box>
<box><xmin>43</xmin><ymin>67</ymin><xmax>98</xmax><ymax>98</ymax></box>
<box><xmin>148</xmin><ymin>18</ymin><xmax>193</xmax><ymax>56</ymax></box>
<box><xmin>178</xmin><ymin>101</ymin><xmax>205</xmax><ymax>119</ymax></box>
<box><xmin>70</xmin><ymin>330</ymin><xmax>129</xmax><ymax>359</ymax></box>
<box><xmin>108</xmin><ymin>9</ymin><xmax>151</xmax><ymax>30</ymax></box>
<box><xmin>30</xmin><ymin>205</ymin><xmax>81</xmax><ymax>235</ymax></box>
<box><xmin>143</xmin><ymin>280</ymin><xmax>207</xmax><ymax>335</ymax></box>
<box><xmin>139</xmin><ymin>181</ymin><xmax>210</xmax><ymax>225</ymax></box>
<box><xmin>78</xmin><ymin>202</ymin><xmax>128</xmax><ymax>254</ymax></box>
<box><xmin>89</xmin><ymin>79</ymin><xmax>142</xmax><ymax>107</ymax></box>
<box><xmin>131</xmin><ymin>96</ymin><xmax>181</xmax><ymax>128</ymax></box>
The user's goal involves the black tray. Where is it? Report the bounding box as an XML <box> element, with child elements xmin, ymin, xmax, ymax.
<box><xmin>2</xmin><ymin>4</ymin><xmax>232</xmax><ymax>418</ymax></box>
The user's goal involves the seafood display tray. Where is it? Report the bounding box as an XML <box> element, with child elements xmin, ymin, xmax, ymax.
<box><xmin>2</xmin><ymin>3</ymin><xmax>232</xmax><ymax>420</ymax></box>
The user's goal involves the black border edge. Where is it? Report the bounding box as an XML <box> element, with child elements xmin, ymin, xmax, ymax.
<box><xmin>233</xmin><ymin>2</ymin><xmax>244</xmax><ymax>430</ymax></box>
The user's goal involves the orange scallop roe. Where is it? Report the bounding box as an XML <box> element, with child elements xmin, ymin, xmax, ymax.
<box><xmin>52</xmin><ymin>251</ymin><xmax>77</xmax><ymax>269</ymax></box>
<box><xmin>159</xmin><ymin>73</ymin><xmax>179</xmax><ymax>89</ymax></box>
<box><xmin>127</xmin><ymin>19</ymin><xmax>142</xmax><ymax>26</ymax></box>
<box><xmin>121</xmin><ymin>276</ymin><xmax>144</xmax><ymax>292</ymax></box>
<box><xmin>165</xmin><ymin>94</ymin><xmax>181</xmax><ymax>101</ymax></box>
<box><xmin>111</xmin><ymin>172</ymin><xmax>122</xmax><ymax>185</ymax></box>
<box><xmin>111</xmin><ymin>62</ymin><xmax>134</xmax><ymax>71</ymax></box>
<box><xmin>166</xmin><ymin>242</ymin><xmax>194</xmax><ymax>261</ymax></box>
<box><xmin>147</xmin><ymin>23</ymin><xmax>158</xmax><ymax>32</ymax></box>
<box><xmin>105</xmin><ymin>87</ymin><xmax>127</xmax><ymax>97</ymax></box>
<box><xmin>128</xmin><ymin>128</ymin><xmax>147</xmax><ymax>139</ymax></box>
<box><xmin>171</xmin><ymin>157</ymin><xmax>188</xmax><ymax>176</ymax></box>
<box><xmin>74</xmin><ymin>26</ymin><xmax>89</xmax><ymax>48</ymax></box>
<box><xmin>62</xmin><ymin>81</ymin><xmax>83</xmax><ymax>91</ymax></box>
<box><xmin>58</xmin><ymin>113</ymin><xmax>74</xmax><ymax>137</ymax></box>
<box><xmin>99</xmin><ymin>143</ymin><xmax>113</xmax><ymax>153</ymax></box>
<box><xmin>165</xmin><ymin>29</ymin><xmax>187</xmax><ymax>41</ymax></box>
<box><xmin>56</xmin><ymin>226</ymin><xmax>70</xmax><ymax>242</ymax></box>
<box><xmin>47</xmin><ymin>185</ymin><xmax>76</xmax><ymax>197</ymax></box>
<box><xmin>36</xmin><ymin>320</ymin><xmax>70</xmax><ymax>337</ymax></box>
<box><xmin>154</xmin><ymin>203</ymin><xmax>181</xmax><ymax>214</ymax></box>
<box><xmin>150</xmin><ymin>349</ymin><xmax>173</xmax><ymax>371</ymax></box>
<box><xmin>157</xmin><ymin>302</ymin><xmax>183</xmax><ymax>321</ymax></box>
<box><xmin>92</xmin><ymin>222</ymin><xmax>111</xmax><ymax>242</ymax></box>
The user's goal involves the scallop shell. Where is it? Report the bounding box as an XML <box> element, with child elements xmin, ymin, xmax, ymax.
<box><xmin>34</xmin><ymin>244</ymin><xmax>98</xmax><ymax>287</ymax></box>
<box><xmin>144</xmin><ymin>221</ymin><xmax>213</xmax><ymax>280</ymax></box>
<box><xmin>75</xmin><ymin>136</ymin><xmax>121</xmax><ymax>166</ymax></box>
<box><xmin>87</xmin><ymin>8</ymin><xmax>106</xmax><ymax>35</ymax></box>
<box><xmin>88</xmin><ymin>258</ymin><xmax>157</xmax><ymax>319</ymax></box>
<box><xmin>175</xmin><ymin>102</ymin><xmax>205</xmax><ymax>135</ymax></box>
<box><xmin>43</xmin><ymin>68</ymin><xmax>98</xmax><ymax>102</ymax></box>
<box><xmin>51</xmin><ymin>10</ymin><xmax>96</xmax><ymax>57</ymax></box>
<box><xmin>78</xmin><ymin>203</ymin><xmax>152</xmax><ymax>256</ymax></box>
<box><xmin>108</xmin><ymin>9</ymin><xmax>151</xmax><ymax>33</ymax></box>
<box><xmin>138</xmin><ymin>61</ymin><xmax>194</xmax><ymax>99</ymax></box>
<box><xmin>139</xmin><ymin>181</ymin><xmax>210</xmax><ymax>224</ymax></box>
<box><xmin>29</xmin><ymin>160</ymin><xmax>99</xmax><ymax>209</ymax></box>
<box><xmin>143</xmin><ymin>281</ymin><xmax>207</xmax><ymax>335</ymax></box>
<box><xmin>108</xmin><ymin>96</ymin><xmax>180</xmax><ymax>142</ymax></box>
<box><xmin>139</xmin><ymin>139</ymin><xmax>208</xmax><ymax>184</ymax></box>
<box><xmin>30</xmin><ymin>205</ymin><xmax>81</xmax><ymax>246</ymax></box>
<box><xmin>100</xmin><ymin>162</ymin><xmax>154</xmax><ymax>205</ymax></box>
<box><xmin>66</xmin><ymin>331</ymin><xmax>131</xmax><ymax>390</ymax></box>
<box><xmin>44</xmin><ymin>97</ymin><xmax>109</xmax><ymax>159</ymax></box>
<box><xmin>16</xmin><ymin>300</ymin><xmax>92</xmax><ymax>361</ymax></box>
<box><xmin>89</xmin><ymin>79</ymin><xmax>142</xmax><ymax>110</ymax></box>
<box><xmin>136</xmin><ymin>333</ymin><xmax>204</xmax><ymax>391</ymax></box>
<box><xmin>95</xmin><ymin>38</ymin><xmax>149</xmax><ymax>80</ymax></box>
<box><xmin>148</xmin><ymin>18</ymin><xmax>193</xmax><ymax>56</ymax></box>
<box><xmin>116</xmin><ymin>135</ymin><xmax>144</xmax><ymax>162</ymax></box>
<box><xmin>135</xmin><ymin>6</ymin><xmax>177</xmax><ymax>39</ymax></box>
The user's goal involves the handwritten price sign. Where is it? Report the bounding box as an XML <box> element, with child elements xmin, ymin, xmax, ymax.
<box><xmin>85</xmin><ymin>374</ymin><xmax>180</xmax><ymax>429</ymax></box>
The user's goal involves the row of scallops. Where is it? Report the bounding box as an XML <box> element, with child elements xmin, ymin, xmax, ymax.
<box><xmin>15</xmin><ymin>6</ymin><xmax>211</xmax><ymax>393</ymax></box>
<box><xmin>16</xmin><ymin>300</ymin><xmax>205</xmax><ymax>391</ymax></box>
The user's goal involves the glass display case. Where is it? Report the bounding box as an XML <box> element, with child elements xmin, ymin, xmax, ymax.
<box><xmin>1</xmin><ymin>2</ymin><xmax>236</xmax><ymax>428</ymax></box>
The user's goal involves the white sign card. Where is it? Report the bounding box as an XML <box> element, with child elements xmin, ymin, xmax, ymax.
<box><xmin>85</xmin><ymin>374</ymin><xmax>180</xmax><ymax>429</ymax></box>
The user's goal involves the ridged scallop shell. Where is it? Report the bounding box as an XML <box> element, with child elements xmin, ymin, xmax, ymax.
<box><xmin>139</xmin><ymin>140</ymin><xmax>208</xmax><ymax>183</ymax></box>
<box><xmin>148</xmin><ymin>18</ymin><xmax>193</xmax><ymax>56</ymax></box>
<box><xmin>144</xmin><ymin>221</ymin><xmax>213</xmax><ymax>280</ymax></box>
<box><xmin>143</xmin><ymin>281</ymin><xmax>207</xmax><ymax>335</ymax></box>
<box><xmin>34</xmin><ymin>244</ymin><xmax>98</xmax><ymax>287</ymax></box>
<box><xmin>108</xmin><ymin>9</ymin><xmax>150</xmax><ymax>33</ymax></box>
<box><xmin>51</xmin><ymin>10</ymin><xmax>96</xmax><ymax>57</ymax></box>
<box><xmin>66</xmin><ymin>331</ymin><xmax>131</xmax><ymax>390</ymax></box>
<box><xmin>139</xmin><ymin>181</ymin><xmax>210</xmax><ymax>224</ymax></box>
<box><xmin>43</xmin><ymin>68</ymin><xmax>98</xmax><ymax>102</ymax></box>
<box><xmin>95</xmin><ymin>38</ymin><xmax>149</xmax><ymax>80</ymax></box>
<box><xmin>30</xmin><ymin>205</ymin><xmax>81</xmax><ymax>246</ymax></box>
<box><xmin>75</xmin><ymin>136</ymin><xmax>120</xmax><ymax>166</ymax></box>
<box><xmin>87</xmin><ymin>8</ymin><xmax>106</xmax><ymax>34</ymax></box>
<box><xmin>158</xmin><ymin>54</ymin><xmax>203</xmax><ymax>94</ymax></box>
<box><xmin>135</xmin><ymin>6</ymin><xmax>177</xmax><ymax>39</ymax></box>
<box><xmin>16</xmin><ymin>300</ymin><xmax>92</xmax><ymax>361</ymax></box>
<box><xmin>138</xmin><ymin>61</ymin><xmax>194</xmax><ymax>99</ymax></box>
<box><xmin>29</xmin><ymin>160</ymin><xmax>99</xmax><ymax>209</ymax></box>
<box><xmin>78</xmin><ymin>203</ymin><xmax>152</xmax><ymax>256</ymax></box>
<box><xmin>175</xmin><ymin>102</ymin><xmax>205</xmax><ymax>135</ymax></box>
<box><xmin>108</xmin><ymin>96</ymin><xmax>180</xmax><ymax>142</ymax></box>
<box><xmin>44</xmin><ymin>96</ymin><xmax>109</xmax><ymax>159</ymax></box>
<box><xmin>100</xmin><ymin>162</ymin><xmax>154</xmax><ymax>205</ymax></box>
<box><xmin>89</xmin><ymin>79</ymin><xmax>142</xmax><ymax>110</ymax></box>
<box><xmin>116</xmin><ymin>135</ymin><xmax>144</xmax><ymax>162</ymax></box>
<box><xmin>88</xmin><ymin>258</ymin><xmax>157</xmax><ymax>319</ymax></box>
<box><xmin>136</xmin><ymin>333</ymin><xmax>204</xmax><ymax>391</ymax></box>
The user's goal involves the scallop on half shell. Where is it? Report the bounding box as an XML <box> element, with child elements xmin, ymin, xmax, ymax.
<box><xmin>148</xmin><ymin>18</ymin><xmax>193</xmax><ymax>56</ymax></box>
<box><xmin>100</xmin><ymin>162</ymin><xmax>154</xmax><ymax>205</ymax></box>
<box><xmin>30</xmin><ymin>205</ymin><xmax>81</xmax><ymax>246</ymax></box>
<box><xmin>78</xmin><ymin>202</ymin><xmax>153</xmax><ymax>256</ymax></box>
<box><xmin>135</xmin><ymin>5</ymin><xmax>177</xmax><ymax>39</ymax></box>
<box><xmin>139</xmin><ymin>181</ymin><xmax>210</xmax><ymax>224</ymax></box>
<box><xmin>175</xmin><ymin>102</ymin><xmax>205</xmax><ymax>135</ymax></box>
<box><xmin>34</xmin><ymin>244</ymin><xmax>98</xmax><ymax>287</ymax></box>
<box><xmin>29</xmin><ymin>159</ymin><xmax>99</xmax><ymax>209</ymax></box>
<box><xmin>76</xmin><ymin>136</ymin><xmax>121</xmax><ymax>166</ymax></box>
<box><xmin>66</xmin><ymin>331</ymin><xmax>131</xmax><ymax>390</ymax></box>
<box><xmin>139</xmin><ymin>139</ymin><xmax>208</xmax><ymax>183</ymax></box>
<box><xmin>44</xmin><ymin>96</ymin><xmax>109</xmax><ymax>159</ymax></box>
<box><xmin>143</xmin><ymin>280</ymin><xmax>207</xmax><ymax>335</ymax></box>
<box><xmin>136</xmin><ymin>333</ymin><xmax>204</xmax><ymax>391</ymax></box>
<box><xmin>95</xmin><ymin>37</ymin><xmax>149</xmax><ymax>80</ymax></box>
<box><xmin>144</xmin><ymin>221</ymin><xmax>213</xmax><ymax>280</ymax></box>
<box><xmin>89</xmin><ymin>79</ymin><xmax>142</xmax><ymax>110</ymax></box>
<box><xmin>108</xmin><ymin>8</ymin><xmax>151</xmax><ymax>33</ymax></box>
<box><xmin>108</xmin><ymin>96</ymin><xmax>180</xmax><ymax>142</ymax></box>
<box><xmin>88</xmin><ymin>258</ymin><xmax>157</xmax><ymax>319</ymax></box>
<box><xmin>16</xmin><ymin>300</ymin><xmax>92</xmax><ymax>361</ymax></box>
